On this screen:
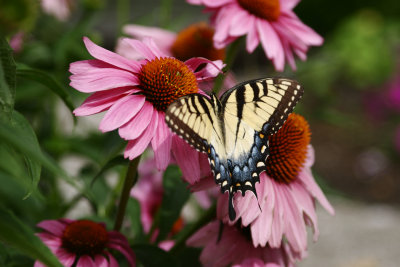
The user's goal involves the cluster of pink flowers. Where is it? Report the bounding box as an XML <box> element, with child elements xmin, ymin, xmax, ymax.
<box><xmin>34</xmin><ymin>0</ymin><xmax>334</xmax><ymax>266</ymax></box>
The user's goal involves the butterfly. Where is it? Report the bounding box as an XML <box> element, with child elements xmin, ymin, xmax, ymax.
<box><xmin>165</xmin><ymin>78</ymin><xmax>304</xmax><ymax>220</ymax></box>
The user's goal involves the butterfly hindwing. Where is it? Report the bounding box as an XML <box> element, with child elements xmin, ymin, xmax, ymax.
<box><xmin>165</xmin><ymin>78</ymin><xmax>304</xmax><ymax>221</ymax></box>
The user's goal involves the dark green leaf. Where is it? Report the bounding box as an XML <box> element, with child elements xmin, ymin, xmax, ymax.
<box><xmin>16</xmin><ymin>64</ymin><xmax>76</xmax><ymax>122</ymax></box>
<box><xmin>156</xmin><ymin>165</ymin><xmax>190</xmax><ymax>242</ymax></box>
<box><xmin>175</xmin><ymin>247</ymin><xmax>202</xmax><ymax>267</ymax></box>
<box><xmin>0</xmin><ymin>36</ymin><xmax>16</xmax><ymax>116</ymax></box>
<box><xmin>132</xmin><ymin>244</ymin><xmax>177</xmax><ymax>267</ymax></box>
<box><xmin>0</xmin><ymin>208</ymin><xmax>63</xmax><ymax>267</ymax></box>
<box><xmin>0</xmin><ymin>112</ymin><xmax>41</xmax><ymax>198</ymax></box>
<box><xmin>0</xmin><ymin>111</ymin><xmax>72</xmax><ymax>184</ymax></box>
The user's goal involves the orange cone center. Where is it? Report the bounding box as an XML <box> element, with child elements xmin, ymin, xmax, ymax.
<box><xmin>237</xmin><ymin>0</ymin><xmax>281</xmax><ymax>21</ymax></box>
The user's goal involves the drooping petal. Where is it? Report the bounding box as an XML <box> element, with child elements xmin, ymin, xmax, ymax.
<box><xmin>118</xmin><ymin>101</ymin><xmax>154</xmax><ymax>140</ymax></box>
<box><xmin>124</xmin><ymin>111</ymin><xmax>158</xmax><ymax>160</ymax></box>
<box><xmin>229</xmin><ymin>9</ymin><xmax>255</xmax><ymax>37</ymax></box>
<box><xmin>246</xmin><ymin>21</ymin><xmax>260</xmax><ymax>53</ymax></box>
<box><xmin>99</xmin><ymin>94</ymin><xmax>146</xmax><ymax>132</ymax></box>
<box><xmin>70</xmin><ymin>68</ymin><xmax>140</xmax><ymax>93</ymax></box>
<box><xmin>122</xmin><ymin>38</ymin><xmax>159</xmax><ymax>61</ymax></box>
<box><xmin>123</xmin><ymin>24</ymin><xmax>177</xmax><ymax>52</ymax></box>
<box><xmin>151</xmin><ymin>112</ymin><xmax>173</xmax><ymax>170</ymax></box>
<box><xmin>36</xmin><ymin>220</ymin><xmax>66</xmax><ymax>236</ymax></box>
<box><xmin>76</xmin><ymin>255</ymin><xmax>96</xmax><ymax>267</ymax></box>
<box><xmin>171</xmin><ymin>135</ymin><xmax>201</xmax><ymax>183</ymax></box>
<box><xmin>54</xmin><ymin>249</ymin><xmax>76</xmax><ymax>267</ymax></box>
<box><xmin>105</xmin><ymin>252</ymin><xmax>120</xmax><ymax>267</ymax></box>
<box><xmin>69</xmin><ymin>59</ymin><xmax>111</xmax><ymax>74</ymax></box>
<box><xmin>74</xmin><ymin>88</ymin><xmax>138</xmax><ymax>116</ymax></box>
<box><xmin>83</xmin><ymin>37</ymin><xmax>141</xmax><ymax>72</ymax></box>
<box><xmin>93</xmin><ymin>255</ymin><xmax>109</xmax><ymax>267</ymax></box>
<box><xmin>257</xmin><ymin>19</ymin><xmax>285</xmax><ymax>71</ymax></box>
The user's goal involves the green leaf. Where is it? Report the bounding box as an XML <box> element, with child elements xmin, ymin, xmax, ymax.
<box><xmin>132</xmin><ymin>244</ymin><xmax>177</xmax><ymax>267</ymax></box>
<box><xmin>0</xmin><ymin>111</ymin><xmax>41</xmax><ymax>198</ymax></box>
<box><xmin>0</xmin><ymin>111</ymin><xmax>74</xmax><ymax>187</ymax></box>
<box><xmin>0</xmin><ymin>208</ymin><xmax>63</xmax><ymax>267</ymax></box>
<box><xmin>16</xmin><ymin>64</ymin><xmax>76</xmax><ymax>122</ymax></box>
<box><xmin>156</xmin><ymin>165</ymin><xmax>190</xmax><ymax>242</ymax></box>
<box><xmin>0</xmin><ymin>36</ymin><xmax>16</xmax><ymax>116</ymax></box>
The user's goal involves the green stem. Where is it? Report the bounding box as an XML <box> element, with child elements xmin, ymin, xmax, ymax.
<box><xmin>113</xmin><ymin>156</ymin><xmax>141</xmax><ymax>231</ymax></box>
<box><xmin>170</xmin><ymin>203</ymin><xmax>216</xmax><ymax>254</ymax></box>
<box><xmin>212</xmin><ymin>37</ymin><xmax>242</xmax><ymax>94</ymax></box>
<box><xmin>159</xmin><ymin>0</ymin><xmax>174</xmax><ymax>28</ymax></box>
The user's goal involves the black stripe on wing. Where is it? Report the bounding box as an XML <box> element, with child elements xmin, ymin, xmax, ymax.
<box><xmin>165</xmin><ymin>93</ymin><xmax>215</xmax><ymax>153</ymax></box>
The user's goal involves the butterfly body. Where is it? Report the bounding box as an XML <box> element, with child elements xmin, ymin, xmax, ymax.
<box><xmin>165</xmin><ymin>78</ymin><xmax>304</xmax><ymax>220</ymax></box>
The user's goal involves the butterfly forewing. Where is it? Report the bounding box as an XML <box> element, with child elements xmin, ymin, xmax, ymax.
<box><xmin>165</xmin><ymin>94</ymin><xmax>224</xmax><ymax>153</ymax></box>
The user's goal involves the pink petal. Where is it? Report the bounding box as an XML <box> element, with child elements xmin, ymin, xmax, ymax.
<box><xmin>280</xmin><ymin>13</ymin><xmax>324</xmax><ymax>46</ymax></box>
<box><xmin>70</xmin><ymin>60</ymin><xmax>112</xmax><ymax>74</ymax></box>
<box><xmin>119</xmin><ymin>101</ymin><xmax>154</xmax><ymax>140</ymax></box>
<box><xmin>115</xmin><ymin>39</ymin><xmax>147</xmax><ymax>60</ymax></box>
<box><xmin>54</xmin><ymin>249</ymin><xmax>76</xmax><ymax>267</ymax></box>
<box><xmin>34</xmin><ymin>261</ymin><xmax>46</xmax><ymax>267</ymax></box>
<box><xmin>193</xmin><ymin>59</ymin><xmax>224</xmax><ymax>82</ymax></box>
<box><xmin>105</xmin><ymin>252</ymin><xmax>120</xmax><ymax>267</ymax></box>
<box><xmin>256</xmin><ymin>19</ymin><xmax>284</xmax><ymax>71</ymax></box>
<box><xmin>99</xmin><ymin>94</ymin><xmax>145</xmax><ymax>132</ymax></box>
<box><xmin>142</xmin><ymin>37</ymin><xmax>168</xmax><ymax>58</ymax></box>
<box><xmin>93</xmin><ymin>255</ymin><xmax>108</xmax><ymax>267</ymax></box>
<box><xmin>124</xmin><ymin>111</ymin><xmax>158</xmax><ymax>160</ymax></box>
<box><xmin>246</xmin><ymin>22</ymin><xmax>260</xmax><ymax>53</ymax></box>
<box><xmin>70</xmin><ymin>68</ymin><xmax>140</xmax><ymax>93</ymax></box>
<box><xmin>234</xmin><ymin>191</ymin><xmax>260</xmax><ymax>226</ymax></box>
<box><xmin>281</xmin><ymin>187</ymin><xmax>307</xmax><ymax>252</ymax></box>
<box><xmin>122</xmin><ymin>38</ymin><xmax>159</xmax><ymax>61</ymax></box>
<box><xmin>151</xmin><ymin>112</ymin><xmax>172</xmax><ymax>170</ymax></box>
<box><xmin>107</xmin><ymin>242</ymin><xmax>136</xmax><ymax>267</ymax></box>
<box><xmin>280</xmin><ymin>0</ymin><xmax>300</xmax><ymax>11</ymax></box>
<box><xmin>172</xmin><ymin>135</ymin><xmax>201</xmax><ymax>184</ymax></box>
<box><xmin>202</xmin><ymin>0</ymin><xmax>233</xmax><ymax>7</ymax></box>
<box><xmin>77</xmin><ymin>255</ymin><xmax>96</xmax><ymax>267</ymax></box>
<box><xmin>83</xmin><ymin>37</ymin><xmax>141</xmax><ymax>72</ymax></box>
<box><xmin>74</xmin><ymin>88</ymin><xmax>137</xmax><ymax>116</ymax></box>
<box><xmin>269</xmin><ymin>181</ymin><xmax>284</xmax><ymax>248</ymax></box>
<box><xmin>229</xmin><ymin>9</ymin><xmax>255</xmax><ymax>36</ymax></box>
<box><xmin>37</xmin><ymin>233</ymin><xmax>62</xmax><ymax>249</ymax></box>
<box><xmin>213</xmin><ymin>5</ymin><xmax>236</xmax><ymax>45</ymax></box>
<box><xmin>123</xmin><ymin>24</ymin><xmax>177</xmax><ymax>47</ymax></box>
<box><xmin>36</xmin><ymin>220</ymin><xmax>66</xmax><ymax>236</ymax></box>
<box><xmin>189</xmin><ymin>175</ymin><xmax>215</xmax><ymax>191</ymax></box>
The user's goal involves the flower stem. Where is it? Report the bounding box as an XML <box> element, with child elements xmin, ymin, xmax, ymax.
<box><xmin>113</xmin><ymin>156</ymin><xmax>141</xmax><ymax>231</ymax></box>
<box><xmin>212</xmin><ymin>37</ymin><xmax>242</xmax><ymax>94</ymax></box>
<box><xmin>170</xmin><ymin>202</ymin><xmax>216</xmax><ymax>254</ymax></box>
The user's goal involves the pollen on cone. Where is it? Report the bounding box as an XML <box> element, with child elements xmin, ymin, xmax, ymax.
<box><xmin>237</xmin><ymin>0</ymin><xmax>281</xmax><ymax>21</ymax></box>
<box><xmin>139</xmin><ymin>57</ymin><xmax>199</xmax><ymax>111</ymax></box>
<box><xmin>266</xmin><ymin>113</ymin><xmax>311</xmax><ymax>183</ymax></box>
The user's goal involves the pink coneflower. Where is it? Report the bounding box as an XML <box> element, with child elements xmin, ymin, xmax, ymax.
<box><xmin>191</xmin><ymin>114</ymin><xmax>334</xmax><ymax>254</ymax></box>
<box><xmin>187</xmin><ymin>0</ymin><xmax>323</xmax><ymax>71</ymax></box>
<box><xmin>115</xmin><ymin>22</ymin><xmax>236</xmax><ymax>91</ymax></box>
<box><xmin>41</xmin><ymin>0</ymin><xmax>74</xmax><ymax>21</ymax></box>
<box><xmin>187</xmin><ymin>220</ymin><xmax>301</xmax><ymax>267</ymax></box>
<box><xmin>9</xmin><ymin>32</ymin><xmax>24</xmax><ymax>53</ymax></box>
<box><xmin>34</xmin><ymin>219</ymin><xmax>135</xmax><ymax>266</ymax></box>
<box><xmin>70</xmin><ymin>37</ymin><xmax>222</xmax><ymax>182</ymax></box>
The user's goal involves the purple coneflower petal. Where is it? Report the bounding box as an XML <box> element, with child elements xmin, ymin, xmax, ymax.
<box><xmin>77</xmin><ymin>255</ymin><xmax>96</xmax><ymax>267</ymax></box>
<box><xmin>74</xmin><ymin>88</ymin><xmax>138</xmax><ymax>116</ymax></box>
<box><xmin>124</xmin><ymin>111</ymin><xmax>158</xmax><ymax>160</ymax></box>
<box><xmin>83</xmin><ymin>37</ymin><xmax>141</xmax><ymax>72</ymax></box>
<box><xmin>93</xmin><ymin>255</ymin><xmax>108</xmax><ymax>267</ymax></box>
<box><xmin>70</xmin><ymin>68</ymin><xmax>140</xmax><ymax>93</ymax></box>
<box><xmin>37</xmin><ymin>220</ymin><xmax>66</xmax><ymax>236</ymax></box>
<box><xmin>151</xmin><ymin>112</ymin><xmax>172</xmax><ymax>170</ymax></box>
<box><xmin>99</xmin><ymin>94</ymin><xmax>145</xmax><ymax>132</ymax></box>
<box><xmin>118</xmin><ymin>101</ymin><xmax>154</xmax><ymax>140</ymax></box>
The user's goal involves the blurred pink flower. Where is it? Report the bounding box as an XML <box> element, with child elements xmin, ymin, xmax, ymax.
<box><xmin>34</xmin><ymin>219</ymin><xmax>135</xmax><ymax>267</ymax></box>
<box><xmin>115</xmin><ymin>23</ymin><xmax>237</xmax><ymax>91</ymax></box>
<box><xmin>9</xmin><ymin>32</ymin><xmax>24</xmax><ymax>53</ymax></box>
<box><xmin>41</xmin><ymin>0</ymin><xmax>74</xmax><ymax>21</ymax></box>
<box><xmin>191</xmin><ymin>114</ymin><xmax>334</xmax><ymax>255</ymax></box>
<box><xmin>187</xmin><ymin>0</ymin><xmax>323</xmax><ymax>71</ymax></box>
<box><xmin>70</xmin><ymin>37</ymin><xmax>222</xmax><ymax>182</ymax></box>
<box><xmin>187</xmin><ymin>220</ymin><xmax>301</xmax><ymax>267</ymax></box>
<box><xmin>386</xmin><ymin>77</ymin><xmax>400</xmax><ymax>112</ymax></box>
